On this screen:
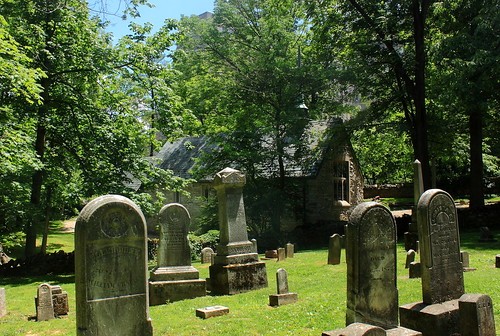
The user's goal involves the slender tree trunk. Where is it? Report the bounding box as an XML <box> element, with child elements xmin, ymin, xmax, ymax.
<box><xmin>469</xmin><ymin>107</ymin><xmax>484</xmax><ymax>208</ymax></box>
<box><xmin>412</xmin><ymin>0</ymin><xmax>432</xmax><ymax>190</ymax></box>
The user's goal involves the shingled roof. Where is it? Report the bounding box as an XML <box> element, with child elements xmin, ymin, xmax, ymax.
<box><xmin>155</xmin><ymin>118</ymin><xmax>348</xmax><ymax>180</ymax></box>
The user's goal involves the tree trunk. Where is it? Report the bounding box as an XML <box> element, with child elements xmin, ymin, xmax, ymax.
<box><xmin>412</xmin><ymin>0</ymin><xmax>432</xmax><ymax>190</ymax></box>
<box><xmin>469</xmin><ymin>107</ymin><xmax>484</xmax><ymax>208</ymax></box>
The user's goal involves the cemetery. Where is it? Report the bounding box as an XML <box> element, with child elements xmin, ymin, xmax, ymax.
<box><xmin>0</xmin><ymin>175</ymin><xmax>498</xmax><ymax>335</ymax></box>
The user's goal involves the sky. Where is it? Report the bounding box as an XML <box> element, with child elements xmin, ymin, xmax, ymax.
<box><xmin>99</xmin><ymin>0</ymin><xmax>215</xmax><ymax>41</ymax></box>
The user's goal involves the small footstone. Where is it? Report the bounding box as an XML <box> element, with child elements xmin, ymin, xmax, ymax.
<box><xmin>195</xmin><ymin>305</ymin><xmax>229</xmax><ymax>319</ymax></box>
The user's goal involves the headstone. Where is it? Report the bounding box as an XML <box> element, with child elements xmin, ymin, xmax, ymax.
<box><xmin>408</xmin><ymin>262</ymin><xmax>421</xmax><ymax>279</ymax></box>
<box><xmin>346</xmin><ymin>202</ymin><xmax>398</xmax><ymax>329</ymax></box>
<box><xmin>195</xmin><ymin>305</ymin><xmax>229</xmax><ymax>319</ymax></box>
<box><xmin>201</xmin><ymin>247</ymin><xmax>214</xmax><ymax>264</ymax></box>
<box><xmin>404</xmin><ymin>160</ymin><xmax>423</xmax><ymax>251</ymax></box>
<box><xmin>36</xmin><ymin>283</ymin><xmax>54</xmax><ymax>321</ymax></box>
<box><xmin>405</xmin><ymin>249</ymin><xmax>416</xmax><ymax>269</ymax></box>
<box><xmin>265</xmin><ymin>250</ymin><xmax>278</xmax><ymax>258</ymax></box>
<box><xmin>277</xmin><ymin>247</ymin><xmax>286</xmax><ymax>261</ymax></box>
<box><xmin>75</xmin><ymin>195</ymin><xmax>153</xmax><ymax>335</ymax></box>
<box><xmin>0</xmin><ymin>288</ymin><xmax>6</xmax><ymax>318</ymax></box>
<box><xmin>149</xmin><ymin>203</ymin><xmax>206</xmax><ymax>305</ymax></box>
<box><xmin>399</xmin><ymin>189</ymin><xmax>464</xmax><ymax>336</ymax></box>
<box><xmin>459</xmin><ymin>294</ymin><xmax>496</xmax><ymax>336</ymax></box>
<box><xmin>269</xmin><ymin>268</ymin><xmax>298</xmax><ymax>306</ymax></box>
<box><xmin>209</xmin><ymin>168</ymin><xmax>267</xmax><ymax>295</ymax></box>
<box><xmin>285</xmin><ymin>243</ymin><xmax>294</xmax><ymax>258</ymax></box>
<box><xmin>51</xmin><ymin>285</ymin><xmax>69</xmax><ymax>316</ymax></box>
<box><xmin>461</xmin><ymin>251</ymin><xmax>476</xmax><ymax>271</ymax></box>
<box><xmin>496</xmin><ymin>254</ymin><xmax>500</xmax><ymax>268</ymax></box>
<box><xmin>251</xmin><ymin>238</ymin><xmax>258</xmax><ymax>253</ymax></box>
<box><xmin>479</xmin><ymin>227</ymin><xmax>497</xmax><ymax>242</ymax></box>
<box><xmin>328</xmin><ymin>234</ymin><xmax>341</xmax><ymax>265</ymax></box>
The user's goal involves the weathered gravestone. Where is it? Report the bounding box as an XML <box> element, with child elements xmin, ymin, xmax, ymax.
<box><xmin>322</xmin><ymin>322</ymin><xmax>387</xmax><ymax>336</ymax></box>
<box><xmin>405</xmin><ymin>249</ymin><xmax>416</xmax><ymax>269</ymax></box>
<box><xmin>195</xmin><ymin>305</ymin><xmax>229</xmax><ymax>319</ymax></box>
<box><xmin>265</xmin><ymin>250</ymin><xmax>278</xmax><ymax>258</ymax></box>
<box><xmin>269</xmin><ymin>268</ymin><xmax>298</xmax><ymax>306</ymax></box>
<box><xmin>0</xmin><ymin>288</ymin><xmax>6</xmax><ymax>318</ymax></box>
<box><xmin>343</xmin><ymin>202</ymin><xmax>421</xmax><ymax>336</ymax></box>
<box><xmin>149</xmin><ymin>203</ymin><xmax>206</xmax><ymax>305</ymax></box>
<box><xmin>459</xmin><ymin>294</ymin><xmax>496</xmax><ymax>336</ymax></box>
<box><xmin>328</xmin><ymin>234</ymin><xmax>341</xmax><ymax>265</ymax></box>
<box><xmin>285</xmin><ymin>243</ymin><xmax>294</xmax><ymax>258</ymax></box>
<box><xmin>209</xmin><ymin>168</ymin><xmax>267</xmax><ymax>295</ymax></box>
<box><xmin>36</xmin><ymin>283</ymin><xmax>54</xmax><ymax>321</ymax></box>
<box><xmin>75</xmin><ymin>195</ymin><xmax>152</xmax><ymax>336</ymax></box>
<box><xmin>346</xmin><ymin>202</ymin><xmax>399</xmax><ymax>329</ymax></box>
<box><xmin>496</xmin><ymin>254</ymin><xmax>500</xmax><ymax>268</ymax></box>
<box><xmin>201</xmin><ymin>247</ymin><xmax>214</xmax><ymax>264</ymax></box>
<box><xmin>251</xmin><ymin>238</ymin><xmax>258</xmax><ymax>254</ymax></box>
<box><xmin>35</xmin><ymin>284</ymin><xmax>69</xmax><ymax>319</ymax></box>
<box><xmin>277</xmin><ymin>247</ymin><xmax>286</xmax><ymax>261</ymax></box>
<box><xmin>408</xmin><ymin>261</ymin><xmax>421</xmax><ymax>279</ymax></box>
<box><xmin>399</xmin><ymin>189</ymin><xmax>464</xmax><ymax>336</ymax></box>
<box><xmin>404</xmin><ymin>160</ymin><xmax>423</xmax><ymax>252</ymax></box>
<box><xmin>461</xmin><ymin>250</ymin><xmax>476</xmax><ymax>272</ymax></box>
<box><xmin>50</xmin><ymin>285</ymin><xmax>69</xmax><ymax>316</ymax></box>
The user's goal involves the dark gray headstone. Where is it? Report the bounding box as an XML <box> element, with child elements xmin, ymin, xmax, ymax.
<box><xmin>417</xmin><ymin>189</ymin><xmax>464</xmax><ymax>304</ymax></box>
<box><xmin>405</xmin><ymin>249</ymin><xmax>416</xmax><ymax>269</ymax></box>
<box><xmin>149</xmin><ymin>203</ymin><xmax>205</xmax><ymax>305</ymax></box>
<box><xmin>36</xmin><ymin>283</ymin><xmax>54</xmax><ymax>321</ymax></box>
<box><xmin>409</xmin><ymin>261</ymin><xmax>421</xmax><ymax>279</ymax></box>
<box><xmin>75</xmin><ymin>195</ymin><xmax>152</xmax><ymax>335</ymax></box>
<box><xmin>496</xmin><ymin>254</ymin><xmax>500</xmax><ymax>268</ymax></box>
<box><xmin>346</xmin><ymin>202</ymin><xmax>398</xmax><ymax>329</ymax></box>
<box><xmin>0</xmin><ymin>288</ymin><xmax>6</xmax><ymax>318</ymax></box>
<box><xmin>328</xmin><ymin>234</ymin><xmax>341</xmax><ymax>265</ymax></box>
<box><xmin>157</xmin><ymin>203</ymin><xmax>191</xmax><ymax>267</ymax></box>
<box><xmin>201</xmin><ymin>247</ymin><xmax>214</xmax><ymax>264</ymax></box>
<box><xmin>459</xmin><ymin>294</ymin><xmax>496</xmax><ymax>336</ymax></box>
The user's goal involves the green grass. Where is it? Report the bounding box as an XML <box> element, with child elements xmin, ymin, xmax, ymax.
<box><xmin>0</xmin><ymin>228</ymin><xmax>499</xmax><ymax>335</ymax></box>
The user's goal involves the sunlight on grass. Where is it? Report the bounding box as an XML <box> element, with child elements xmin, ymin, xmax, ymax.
<box><xmin>0</xmin><ymin>227</ymin><xmax>499</xmax><ymax>335</ymax></box>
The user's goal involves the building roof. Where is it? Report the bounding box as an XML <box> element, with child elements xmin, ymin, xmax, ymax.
<box><xmin>155</xmin><ymin>118</ymin><xmax>349</xmax><ymax>181</ymax></box>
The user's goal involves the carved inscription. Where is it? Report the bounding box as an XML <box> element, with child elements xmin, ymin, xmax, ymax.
<box><xmin>87</xmin><ymin>245</ymin><xmax>144</xmax><ymax>300</ymax></box>
<box><xmin>429</xmin><ymin>198</ymin><xmax>460</xmax><ymax>267</ymax></box>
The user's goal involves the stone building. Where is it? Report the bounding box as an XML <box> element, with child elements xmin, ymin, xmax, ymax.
<box><xmin>153</xmin><ymin>118</ymin><xmax>364</xmax><ymax>242</ymax></box>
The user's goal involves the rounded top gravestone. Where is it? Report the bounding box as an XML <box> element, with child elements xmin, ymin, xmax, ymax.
<box><xmin>157</xmin><ymin>203</ymin><xmax>191</xmax><ymax>267</ymax></box>
<box><xmin>417</xmin><ymin>189</ymin><xmax>464</xmax><ymax>305</ymax></box>
<box><xmin>75</xmin><ymin>195</ymin><xmax>152</xmax><ymax>336</ymax></box>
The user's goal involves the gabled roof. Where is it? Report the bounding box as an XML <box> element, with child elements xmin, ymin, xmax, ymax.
<box><xmin>155</xmin><ymin>118</ymin><xmax>349</xmax><ymax>180</ymax></box>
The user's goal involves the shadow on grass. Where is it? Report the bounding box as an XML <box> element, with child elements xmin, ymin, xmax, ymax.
<box><xmin>0</xmin><ymin>274</ymin><xmax>75</xmax><ymax>287</ymax></box>
<box><xmin>459</xmin><ymin>229</ymin><xmax>500</xmax><ymax>251</ymax></box>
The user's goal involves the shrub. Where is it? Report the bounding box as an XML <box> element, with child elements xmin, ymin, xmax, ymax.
<box><xmin>188</xmin><ymin>230</ymin><xmax>219</xmax><ymax>261</ymax></box>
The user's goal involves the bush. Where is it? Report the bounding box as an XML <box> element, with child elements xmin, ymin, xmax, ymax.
<box><xmin>188</xmin><ymin>230</ymin><xmax>219</xmax><ymax>261</ymax></box>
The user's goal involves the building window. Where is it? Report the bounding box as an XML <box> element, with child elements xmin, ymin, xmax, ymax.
<box><xmin>333</xmin><ymin>161</ymin><xmax>350</xmax><ymax>202</ymax></box>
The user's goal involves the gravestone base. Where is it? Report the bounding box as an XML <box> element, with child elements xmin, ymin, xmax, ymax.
<box><xmin>399</xmin><ymin>300</ymin><xmax>459</xmax><ymax>336</ymax></box>
<box><xmin>269</xmin><ymin>292</ymin><xmax>298</xmax><ymax>306</ymax></box>
<box><xmin>209</xmin><ymin>261</ymin><xmax>268</xmax><ymax>295</ymax></box>
<box><xmin>150</xmin><ymin>266</ymin><xmax>200</xmax><ymax>281</ymax></box>
<box><xmin>149</xmin><ymin>279</ymin><xmax>206</xmax><ymax>305</ymax></box>
<box><xmin>386</xmin><ymin>326</ymin><xmax>422</xmax><ymax>335</ymax></box>
<box><xmin>322</xmin><ymin>322</ymin><xmax>386</xmax><ymax>336</ymax></box>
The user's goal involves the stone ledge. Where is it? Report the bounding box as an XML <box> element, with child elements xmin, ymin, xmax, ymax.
<box><xmin>195</xmin><ymin>305</ymin><xmax>229</xmax><ymax>319</ymax></box>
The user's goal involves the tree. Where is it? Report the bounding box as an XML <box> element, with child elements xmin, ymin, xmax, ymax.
<box><xmin>429</xmin><ymin>0</ymin><xmax>499</xmax><ymax>207</ymax></box>
<box><xmin>308</xmin><ymin>0</ymin><xmax>434</xmax><ymax>188</ymax></box>
<box><xmin>174</xmin><ymin>0</ymin><xmax>344</xmax><ymax>238</ymax></box>
<box><xmin>1</xmin><ymin>0</ymin><xmax>184</xmax><ymax>257</ymax></box>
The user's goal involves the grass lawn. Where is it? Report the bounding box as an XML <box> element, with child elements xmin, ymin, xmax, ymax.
<box><xmin>0</xmin><ymin>227</ymin><xmax>499</xmax><ymax>335</ymax></box>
